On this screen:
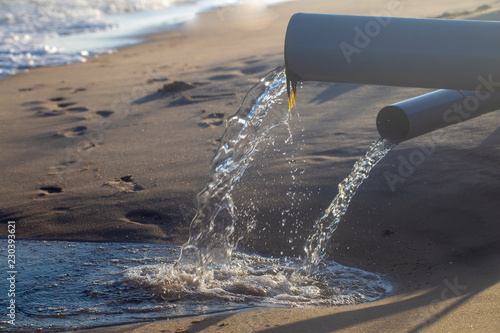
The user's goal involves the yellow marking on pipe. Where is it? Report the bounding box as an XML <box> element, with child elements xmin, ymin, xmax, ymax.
<box><xmin>286</xmin><ymin>76</ymin><xmax>297</xmax><ymax>115</ymax></box>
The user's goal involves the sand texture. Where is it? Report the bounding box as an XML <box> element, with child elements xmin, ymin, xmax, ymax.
<box><xmin>1</xmin><ymin>0</ymin><xmax>500</xmax><ymax>332</ymax></box>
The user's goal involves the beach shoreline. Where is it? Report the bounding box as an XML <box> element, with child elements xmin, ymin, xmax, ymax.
<box><xmin>1</xmin><ymin>0</ymin><xmax>500</xmax><ymax>331</ymax></box>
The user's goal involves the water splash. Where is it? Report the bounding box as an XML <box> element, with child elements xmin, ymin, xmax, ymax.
<box><xmin>0</xmin><ymin>240</ymin><xmax>392</xmax><ymax>332</ymax></box>
<box><xmin>129</xmin><ymin>253</ymin><xmax>391</xmax><ymax>307</ymax></box>
<box><xmin>173</xmin><ymin>65</ymin><xmax>395</xmax><ymax>304</ymax></box>
<box><xmin>299</xmin><ymin>138</ymin><xmax>395</xmax><ymax>275</ymax></box>
<box><xmin>178</xmin><ymin>66</ymin><xmax>289</xmax><ymax>267</ymax></box>
<box><xmin>179</xmin><ymin>66</ymin><xmax>394</xmax><ymax>275</ymax></box>
<box><xmin>0</xmin><ymin>67</ymin><xmax>397</xmax><ymax>332</ymax></box>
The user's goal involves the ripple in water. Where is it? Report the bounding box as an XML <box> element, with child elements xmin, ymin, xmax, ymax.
<box><xmin>0</xmin><ymin>241</ymin><xmax>392</xmax><ymax>332</ymax></box>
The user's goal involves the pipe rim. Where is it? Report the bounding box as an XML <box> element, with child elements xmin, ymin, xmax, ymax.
<box><xmin>376</xmin><ymin>106</ymin><xmax>410</xmax><ymax>143</ymax></box>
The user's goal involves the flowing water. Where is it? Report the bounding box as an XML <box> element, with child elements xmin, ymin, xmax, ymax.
<box><xmin>178</xmin><ymin>67</ymin><xmax>291</xmax><ymax>267</ymax></box>
<box><xmin>177</xmin><ymin>66</ymin><xmax>394</xmax><ymax>274</ymax></box>
<box><xmin>1</xmin><ymin>67</ymin><xmax>396</xmax><ymax>331</ymax></box>
<box><xmin>299</xmin><ymin>138</ymin><xmax>394</xmax><ymax>274</ymax></box>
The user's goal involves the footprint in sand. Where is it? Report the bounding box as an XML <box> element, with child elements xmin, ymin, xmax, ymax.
<box><xmin>66</xmin><ymin>106</ymin><xmax>89</xmax><ymax>112</ymax></box>
<box><xmin>26</xmin><ymin>104</ymin><xmax>50</xmax><ymax>112</ymax></box>
<box><xmin>96</xmin><ymin>110</ymin><xmax>114</xmax><ymax>118</ymax></box>
<box><xmin>30</xmin><ymin>97</ymin><xmax>89</xmax><ymax>116</ymax></box>
<box><xmin>124</xmin><ymin>210</ymin><xmax>167</xmax><ymax>225</ymax></box>
<box><xmin>48</xmin><ymin>97</ymin><xmax>88</xmax><ymax>112</ymax></box>
<box><xmin>24</xmin><ymin>101</ymin><xmax>65</xmax><ymax>116</ymax></box>
<box><xmin>49</xmin><ymin>97</ymin><xmax>66</xmax><ymax>102</ymax></box>
<box><xmin>199</xmin><ymin>110</ymin><xmax>225</xmax><ymax>128</ymax></box>
<box><xmin>56</xmin><ymin>126</ymin><xmax>87</xmax><ymax>138</ymax></box>
<box><xmin>36</xmin><ymin>109</ymin><xmax>66</xmax><ymax>117</ymax></box>
<box><xmin>57</xmin><ymin>102</ymin><xmax>76</xmax><ymax>108</ymax></box>
<box><xmin>103</xmin><ymin>175</ymin><xmax>144</xmax><ymax>193</ymax></box>
<box><xmin>29</xmin><ymin>97</ymin><xmax>67</xmax><ymax>116</ymax></box>
<box><xmin>39</xmin><ymin>185</ymin><xmax>63</xmax><ymax>195</ymax></box>
<box><xmin>158</xmin><ymin>81</ymin><xmax>197</xmax><ymax>93</ymax></box>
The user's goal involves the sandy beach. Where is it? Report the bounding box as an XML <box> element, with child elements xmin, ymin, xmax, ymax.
<box><xmin>1</xmin><ymin>0</ymin><xmax>500</xmax><ymax>332</ymax></box>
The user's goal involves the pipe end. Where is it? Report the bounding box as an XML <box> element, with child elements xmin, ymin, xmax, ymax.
<box><xmin>376</xmin><ymin>106</ymin><xmax>410</xmax><ymax>143</ymax></box>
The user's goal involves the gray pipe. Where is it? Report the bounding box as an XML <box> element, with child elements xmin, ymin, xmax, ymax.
<box><xmin>285</xmin><ymin>13</ymin><xmax>500</xmax><ymax>91</ymax></box>
<box><xmin>376</xmin><ymin>90</ymin><xmax>500</xmax><ymax>143</ymax></box>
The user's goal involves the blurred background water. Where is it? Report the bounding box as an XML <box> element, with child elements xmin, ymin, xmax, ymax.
<box><xmin>0</xmin><ymin>0</ymin><xmax>292</xmax><ymax>79</ymax></box>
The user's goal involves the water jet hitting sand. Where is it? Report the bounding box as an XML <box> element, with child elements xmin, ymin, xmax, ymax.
<box><xmin>177</xmin><ymin>66</ymin><xmax>394</xmax><ymax>276</ymax></box>
<box><xmin>178</xmin><ymin>67</ymin><xmax>393</xmax><ymax>273</ymax></box>
<box><xmin>178</xmin><ymin>67</ymin><xmax>290</xmax><ymax>267</ymax></box>
<box><xmin>161</xmin><ymin>66</ymin><xmax>393</xmax><ymax>306</ymax></box>
<box><xmin>0</xmin><ymin>67</ymin><xmax>394</xmax><ymax>332</ymax></box>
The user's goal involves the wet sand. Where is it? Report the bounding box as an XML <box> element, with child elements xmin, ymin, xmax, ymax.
<box><xmin>1</xmin><ymin>0</ymin><xmax>500</xmax><ymax>332</ymax></box>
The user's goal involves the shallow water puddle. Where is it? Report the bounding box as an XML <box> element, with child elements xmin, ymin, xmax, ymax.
<box><xmin>0</xmin><ymin>240</ymin><xmax>392</xmax><ymax>332</ymax></box>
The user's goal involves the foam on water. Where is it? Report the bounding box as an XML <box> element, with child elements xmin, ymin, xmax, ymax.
<box><xmin>128</xmin><ymin>254</ymin><xmax>392</xmax><ymax>307</ymax></box>
<box><xmin>0</xmin><ymin>241</ymin><xmax>392</xmax><ymax>332</ymax></box>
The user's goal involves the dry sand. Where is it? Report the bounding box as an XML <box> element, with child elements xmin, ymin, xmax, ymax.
<box><xmin>1</xmin><ymin>0</ymin><xmax>500</xmax><ymax>332</ymax></box>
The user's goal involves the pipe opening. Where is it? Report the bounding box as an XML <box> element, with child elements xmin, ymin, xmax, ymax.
<box><xmin>376</xmin><ymin>106</ymin><xmax>410</xmax><ymax>143</ymax></box>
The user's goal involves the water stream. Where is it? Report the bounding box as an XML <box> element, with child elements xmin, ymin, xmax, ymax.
<box><xmin>178</xmin><ymin>66</ymin><xmax>394</xmax><ymax>275</ymax></box>
<box><xmin>1</xmin><ymin>67</ymin><xmax>395</xmax><ymax>331</ymax></box>
<box><xmin>178</xmin><ymin>67</ymin><xmax>290</xmax><ymax>268</ymax></box>
<box><xmin>299</xmin><ymin>138</ymin><xmax>394</xmax><ymax>275</ymax></box>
